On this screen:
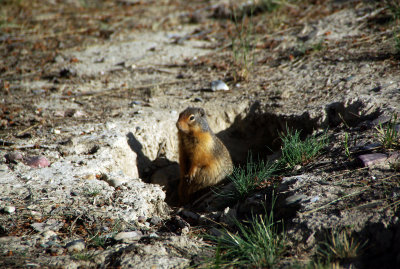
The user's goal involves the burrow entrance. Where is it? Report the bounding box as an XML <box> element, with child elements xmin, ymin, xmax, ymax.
<box><xmin>140</xmin><ymin>97</ymin><xmax>383</xmax><ymax>206</ymax></box>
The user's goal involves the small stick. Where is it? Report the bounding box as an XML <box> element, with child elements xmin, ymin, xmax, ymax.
<box><xmin>17</xmin><ymin>123</ymin><xmax>41</xmax><ymax>137</ymax></box>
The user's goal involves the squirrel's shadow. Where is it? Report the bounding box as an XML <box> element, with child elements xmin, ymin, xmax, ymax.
<box><xmin>126</xmin><ymin>131</ymin><xmax>180</xmax><ymax>206</ymax></box>
<box><xmin>126</xmin><ymin>132</ymin><xmax>152</xmax><ymax>179</ymax></box>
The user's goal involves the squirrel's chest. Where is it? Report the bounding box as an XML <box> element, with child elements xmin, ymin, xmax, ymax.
<box><xmin>181</xmin><ymin>132</ymin><xmax>214</xmax><ymax>156</ymax></box>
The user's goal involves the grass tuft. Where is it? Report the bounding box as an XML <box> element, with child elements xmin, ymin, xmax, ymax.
<box><xmin>375</xmin><ymin>113</ymin><xmax>400</xmax><ymax>149</ymax></box>
<box><xmin>208</xmin><ymin>197</ymin><xmax>286</xmax><ymax>268</ymax></box>
<box><xmin>73</xmin><ymin>252</ymin><xmax>95</xmax><ymax>261</ymax></box>
<box><xmin>228</xmin><ymin>155</ymin><xmax>279</xmax><ymax>199</ymax></box>
<box><xmin>231</xmin><ymin>9</ymin><xmax>255</xmax><ymax>81</ymax></box>
<box><xmin>279</xmin><ymin>129</ymin><xmax>329</xmax><ymax>169</ymax></box>
<box><xmin>89</xmin><ymin>234</ymin><xmax>108</xmax><ymax>248</ymax></box>
<box><xmin>386</xmin><ymin>0</ymin><xmax>400</xmax><ymax>54</ymax></box>
<box><xmin>316</xmin><ymin>229</ymin><xmax>366</xmax><ymax>263</ymax></box>
<box><xmin>85</xmin><ymin>188</ymin><xmax>101</xmax><ymax>197</ymax></box>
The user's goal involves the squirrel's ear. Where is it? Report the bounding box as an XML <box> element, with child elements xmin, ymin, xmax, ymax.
<box><xmin>198</xmin><ymin>108</ymin><xmax>205</xmax><ymax>117</ymax></box>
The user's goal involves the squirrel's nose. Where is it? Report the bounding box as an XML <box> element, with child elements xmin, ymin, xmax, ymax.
<box><xmin>176</xmin><ymin>121</ymin><xmax>189</xmax><ymax>133</ymax></box>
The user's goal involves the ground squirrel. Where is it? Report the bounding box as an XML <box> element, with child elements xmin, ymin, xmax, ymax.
<box><xmin>176</xmin><ymin>107</ymin><xmax>233</xmax><ymax>205</ymax></box>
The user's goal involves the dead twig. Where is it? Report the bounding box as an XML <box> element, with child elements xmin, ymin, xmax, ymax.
<box><xmin>17</xmin><ymin>123</ymin><xmax>41</xmax><ymax>137</ymax></box>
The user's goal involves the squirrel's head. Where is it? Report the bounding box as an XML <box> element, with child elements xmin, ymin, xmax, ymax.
<box><xmin>176</xmin><ymin>107</ymin><xmax>210</xmax><ymax>134</ymax></box>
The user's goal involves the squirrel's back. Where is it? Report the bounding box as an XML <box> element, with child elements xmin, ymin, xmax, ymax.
<box><xmin>176</xmin><ymin>107</ymin><xmax>233</xmax><ymax>205</ymax></box>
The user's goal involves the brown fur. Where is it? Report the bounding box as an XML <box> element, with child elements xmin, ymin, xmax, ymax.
<box><xmin>176</xmin><ymin>107</ymin><xmax>233</xmax><ymax>205</ymax></box>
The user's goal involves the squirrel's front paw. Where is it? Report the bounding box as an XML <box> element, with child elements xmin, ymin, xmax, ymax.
<box><xmin>188</xmin><ymin>166</ymin><xmax>198</xmax><ymax>181</ymax></box>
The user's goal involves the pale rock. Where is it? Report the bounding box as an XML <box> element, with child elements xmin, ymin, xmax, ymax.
<box><xmin>114</xmin><ymin>231</ymin><xmax>143</xmax><ymax>243</ymax></box>
<box><xmin>24</xmin><ymin>156</ymin><xmax>50</xmax><ymax>168</ymax></box>
<box><xmin>359</xmin><ymin>153</ymin><xmax>388</xmax><ymax>167</ymax></box>
<box><xmin>3</xmin><ymin>206</ymin><xmax>16</xmax><ymax>214</ymax></box>
<box><xmin>181</xmin><ymin>227</ymin><xmax>190</xmax><ymax>235</ymax></box>
<box><xmin>66</xmin><ymin>240</ymin><xmax>85</xmax><ymax>252</ymax></box>
<box><xmin>107</xmin><ymin>178</ymin><xmax>128</xmax><ymax>188</ymax></box>
<box><xmin>41</xmin><ymin>230</ymin><xmax>58</xmax><ymax>240</ymax></box>
<box><xmin>211</xmin><ymin>80</ymin><xmax>229</xmax><ymax>91</ymax></box>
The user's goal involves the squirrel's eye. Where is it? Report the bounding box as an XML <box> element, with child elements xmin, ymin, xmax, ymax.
<box><xmin>189</xmin><ymin>115</ymin><xmax>195</xmax><ymax>121</ymax></box>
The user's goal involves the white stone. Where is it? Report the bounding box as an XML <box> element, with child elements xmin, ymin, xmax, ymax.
<box><xmin>42</xmin><ymin>230</ymin><xmax>58</xmax><ymax>240</ymax></box>
<box><xmin>114</xmin><ymin>231</ymin><xmax>142</xmax><ymax>242</ymax></box>
<box><xmin>3</xmin><ymin>206</ymin><xmax>16</xmax><ymax>214</ymax></box>
<box><xmin>211</xmin><ymin>80</ymin><xmax>229</xmax><ymax>91</ymax></box>
<box><xmin>66</xmin><ymin>240</ymin><xmax>85</xmax><ymax>252</ymax></box>
<box><xmin>181</xmin><ymin>227</ymin><xmax>189</xmax><ymax>235</ymax></box>
<box><xmin>107</xmin><ymin>178</ymin><xmax>128</xmax><ymax>188</ymax></box>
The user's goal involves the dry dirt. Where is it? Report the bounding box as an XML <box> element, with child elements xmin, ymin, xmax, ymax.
<box><xmin>1</xmin><ymin>0</ymin><xmax>400</xmax><ymax>268</ymax></box>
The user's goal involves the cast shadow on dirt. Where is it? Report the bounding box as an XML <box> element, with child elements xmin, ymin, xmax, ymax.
<box><xmin>126</xmin><ymin>132</ymin><xmax>152</xmax><ymax>179</ymax></box>
<box><xmin>358</xmin><ymin>219</ymin><xmax>400</xmax><ymax>269</ymax></box>
<box><xmin>127</xmin><ymin>131</ymin><xmax>180</xmax><ymax>205</ymax></box>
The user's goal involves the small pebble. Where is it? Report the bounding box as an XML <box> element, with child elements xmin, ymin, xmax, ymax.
<box><xmin>210</xmin><ymin>80</ymin><xmax>229</xmax><ymax>91</ymax></box>
<box><xmin>194</xmin><ymin>97</ymin><xmax>203</xmax><ymax>102</ymax></box>
<box><xmin>5</xmin><ymin>152</ymin><xmax>23</xmax><ymax>163</ymax></box>
<box><xmin>114</xmin><ymin>231</ymin><xmax>143</xmax><ymax>242</ymax></box>
<box><xmin>54</xmin><ymin>55</ymin><xmax>65</xmax><ymax>63</ymax></box>
<box><xmin>41</xmin><ymin>230</ymin><xmax>58</xmax><ymax>240</ymax></box>
<box><xmin>32</xmin><ymin>89</ymin><xmax>45</xmax><ymax>95</ymax></box>
<box><xmin>107</xmin><ymin>178</ymin><xmax>127</xmax><ymax>188</ymax></box>
<box><xmin>358</xmin><ymin>153</ymin><xmax>387</xmax><ymax>167</ymax></box>
<box><xmin>54</xmin><ymin>111</ymin><xmax>64</xmax><ymax>117</ymax></box>
<box><xmin>73</xmin><ymin>110</ymin><xmax>86</xmax><ymax>118</ymax></box>
<box><xmin>30</xmin><ymin>211</ymin><xmax>42</xmax><ymax>217</ymax></box>
<box><xmin>137</xmin><ymin>216</ymin><xmax>146</xmax><ymax>223</ymax></box>
<box><xmin>181</xmin><ymin>227</ymin><xmax>190</xmax><ymax>235</ymax></box>
<box><xmin>24</xmin><ymin>156</ymin><xmax>50</xmax><ymax>168</ymax></box>
<box><xmin>285</xmin><ymin>194</ymin><xmax>307</xmax><ymax>205</ymax></box>
<box><xmin>130</xmin><ymin>100</ymin><xmax>142</xmax><ymax>106</ymax></box>
<box><xmin>149</xmin><ymin>232</ymin><xmax>159</xmax><ymax>238</ymax></box>
<box><xmin>3</xmin><ymin>206</ymin><xmax>16</xmax><ymax>214</ymax></box>
<box><xmin>150</xmin><ymin>216</ymin><xmax>162</xmax><ymax>226</ymax></box>
<box><xmin>31</xmin><ymin>222</ymin><xmax>46</xmax><ymax>232</ymax></box>
<box><xmin>65</xmin><ymin>240</ymin><xmax>85</xmax><ymax>252</ymax></box>
<box><xmin>83</xmin><ymin>174</ymin><xmax>96</xmax><ymax>180</ymax></box>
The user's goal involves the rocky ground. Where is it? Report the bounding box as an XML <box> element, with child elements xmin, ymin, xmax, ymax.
<box><xmin>0</xmin><ymin>0</ymin><xmax>400</xmax><ymax>268</ymax></box>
